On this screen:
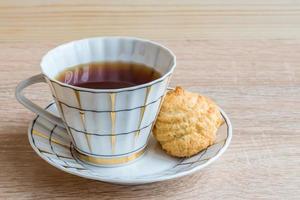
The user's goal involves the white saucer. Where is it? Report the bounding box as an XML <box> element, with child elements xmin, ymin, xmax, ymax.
<box><xmin>28</xmin><ymin>102</ymin><xmax>232</xmax><ymax>185</ymax></box>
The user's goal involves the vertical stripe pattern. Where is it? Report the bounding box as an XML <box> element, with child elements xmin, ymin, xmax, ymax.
<box><xmin>133</xmin><ymin>86</ymin><xmax>151</xmax><ymax>147</ymax></box>
<box><xmin>110</xmin><ymin>93</ymin><xmax>116</xmax><ymax>154</ymax></box>
<box><xmin>75</xmin><ymin>90</ymin><xmax>92</xmax><ymax>153</ymax></box>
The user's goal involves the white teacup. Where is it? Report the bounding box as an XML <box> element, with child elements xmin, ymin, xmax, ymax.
<box><xmin>16</xmin><ymin>37</ymin><xmax>176</xmax><ymax>166</ymax></box>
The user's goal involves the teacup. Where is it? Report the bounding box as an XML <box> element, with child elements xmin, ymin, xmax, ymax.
<box><xmin>16</xmin><ymin>37</ymin><xmax>176</xmax><ymax>166</ymax></box>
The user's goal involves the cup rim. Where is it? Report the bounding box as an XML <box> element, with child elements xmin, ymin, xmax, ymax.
<box><xmin>41</xmin><ymin>36</ymin><xmax>176</xmax><ymax>93</ymax></box>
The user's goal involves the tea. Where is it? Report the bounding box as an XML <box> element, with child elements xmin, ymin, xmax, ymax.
<box><xmin>55</xmin><ymin>61</ymin><xmax>161</xmax><ymax>89</ymax></box>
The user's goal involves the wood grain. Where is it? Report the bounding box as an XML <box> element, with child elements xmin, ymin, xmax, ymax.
<box><xmin>1</xmin><ymin>0</ymin><xmax>300</xmax><ymax>42</ymax></box>
<box><xmin>0</xmin><ymin>1</ymin><xmax>300</xmax><ymax>200</ymax></box>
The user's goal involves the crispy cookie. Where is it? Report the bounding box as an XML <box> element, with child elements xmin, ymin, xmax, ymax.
<box><xmin>153</xmin><ymin>87</ymin><xmax>224</xmax><ymax>157</ymax></box>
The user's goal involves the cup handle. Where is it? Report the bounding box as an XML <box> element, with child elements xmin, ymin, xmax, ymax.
<box><xmin>15</xmin><ymin>73</ymin><xmax>65</xmax><ymax>128</ymax></box>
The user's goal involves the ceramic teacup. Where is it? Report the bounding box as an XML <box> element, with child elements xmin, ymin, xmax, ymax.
<box><xmin>16</xmin><ymin>37</ymin><xmax>176</xmax><ymax>166</ymax></box>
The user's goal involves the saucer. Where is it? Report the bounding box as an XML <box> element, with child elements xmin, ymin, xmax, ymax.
<box><xmin>28</xmin><ymin>102</ymin><xmax>232</xmax><ymax>185</ymax></box>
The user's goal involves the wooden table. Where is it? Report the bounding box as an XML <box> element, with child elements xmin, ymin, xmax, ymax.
<box><xmin>1</xmin><ymin>1</ymin><xmax>299</xmax><ymax>199</ymax></box>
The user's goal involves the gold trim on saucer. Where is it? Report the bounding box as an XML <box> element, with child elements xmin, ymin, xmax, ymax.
<box><xmin>32</xmin><ymin>130</ymin><xmax>69</xmax><ymax>149</ymax></box>
<box><xmin>74</xmin><ymin>147</ymin><xmax>146</xmax><ymax>165</ymax></box>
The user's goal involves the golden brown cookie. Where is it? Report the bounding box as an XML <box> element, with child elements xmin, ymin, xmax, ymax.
<box><xmin>153</xmin><ymin>87</ymin><xmax>224</xmax><ymax>157</ymax></box>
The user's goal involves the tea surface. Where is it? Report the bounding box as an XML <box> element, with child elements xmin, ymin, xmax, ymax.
<box><xmin>55</xmin><ymin>62</ymin><xmax>161</xmax><ymax>89</ymax></box>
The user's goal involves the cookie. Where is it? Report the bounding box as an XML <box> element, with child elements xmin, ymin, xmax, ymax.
<box><xmin>153</xmin><ymin>87</ymin><xmax>224</xmax><ymax>157</ymax></box>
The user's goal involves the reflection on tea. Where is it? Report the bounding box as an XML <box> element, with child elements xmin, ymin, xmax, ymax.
<box><xmin>55</xmin><ymin>61</ymin><xmax>161</xmax><ymax>89</ymax></box>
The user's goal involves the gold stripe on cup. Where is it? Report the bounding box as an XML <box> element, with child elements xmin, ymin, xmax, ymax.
<box><xmin>152</xmin><ymin>76</ymin><xmax>170</xmax><ymax>124</ymax></box>
<box><xmin>133</xmin><ymin>86</ymin><xmax>151</xmax><ymax>147</ymax></box>
<box><xmin>56</xmin><ymin>101</ymin><xmax>78</xmax><ymax>146</ymax></box>
<box><xmin>74</xmin><ymin>147</ymin><xmax>146</xmax><ymax>165</ymax></box>
<box><xmin>110</xmin><ymin>93</ymin><xmax>116</xmax><ymax>154</ymax></box>
<box><xmin>149</xmin><ymin>77</ymin><xmax>170</xmax><ymax>140</ymax></box>
<box><xmin>75</xmin><ymin>91</ymin><xmax>92</xmax><ymax>153</ymax></box>
<box><xmin>47</xmin><ymin>81</ymin><xmax>78</xmax><ymax>146</ymax></box>
<box><xmin>150</xmin><ymin>96</ymin><xmax>165</xmax><ymax>132</ymax></box>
